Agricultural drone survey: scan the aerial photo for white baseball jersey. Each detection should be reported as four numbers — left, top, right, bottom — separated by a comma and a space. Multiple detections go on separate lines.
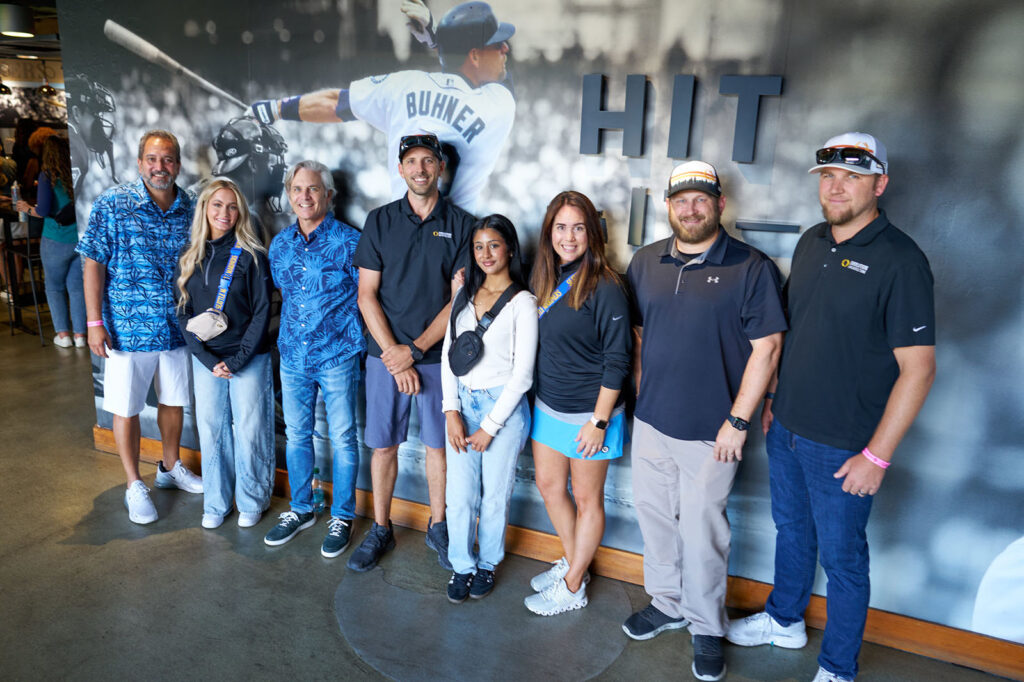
349, 69, 515, 215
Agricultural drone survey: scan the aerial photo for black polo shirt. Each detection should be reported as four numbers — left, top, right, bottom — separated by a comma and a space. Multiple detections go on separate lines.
773, 210, 935, 451
354, 195, 473, 362
627, 229, 787, 440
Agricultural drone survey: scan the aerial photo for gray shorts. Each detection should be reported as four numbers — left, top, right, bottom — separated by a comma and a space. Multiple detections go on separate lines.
363, 355, 445, 450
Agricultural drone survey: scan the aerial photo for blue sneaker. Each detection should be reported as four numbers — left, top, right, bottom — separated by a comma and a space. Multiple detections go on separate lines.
692, 635, 726, 681
347, 521, 395, 572
447, 572, 473, 604
321, 517, 352, 558
425, 517, 452, 570
622, 603, 689, 640
469, 568, 495, 599
263, 511, 316, 546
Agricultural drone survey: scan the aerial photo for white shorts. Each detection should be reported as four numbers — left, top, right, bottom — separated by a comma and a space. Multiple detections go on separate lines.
102, 346, 192, 418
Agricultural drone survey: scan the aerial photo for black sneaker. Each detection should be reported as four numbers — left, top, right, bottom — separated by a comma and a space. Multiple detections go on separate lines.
263, 511, 316, 546
447, 572, 473, 604
691, 635, 726, 681
346, 521, 395, 572
425, 517, 452, 570
469, 568, 495, 599
321, 517, 352, 558
623, 603, 690, 640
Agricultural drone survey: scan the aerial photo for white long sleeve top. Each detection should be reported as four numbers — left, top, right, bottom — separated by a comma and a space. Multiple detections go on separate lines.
441, 288, 538, 436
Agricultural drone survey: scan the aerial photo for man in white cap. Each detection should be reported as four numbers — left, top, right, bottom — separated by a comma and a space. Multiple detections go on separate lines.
625, 161, 787, 681
727, 133, 936, 682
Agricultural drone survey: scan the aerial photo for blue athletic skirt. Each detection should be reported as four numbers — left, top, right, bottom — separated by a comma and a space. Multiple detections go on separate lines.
531, 400, 627, 460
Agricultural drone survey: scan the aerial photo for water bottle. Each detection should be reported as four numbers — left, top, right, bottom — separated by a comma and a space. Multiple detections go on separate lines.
11, 181, 26, 222
311, 467, 326, 515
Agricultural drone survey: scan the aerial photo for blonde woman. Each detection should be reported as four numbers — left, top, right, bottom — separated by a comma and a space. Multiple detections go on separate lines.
175, 178, 274, 529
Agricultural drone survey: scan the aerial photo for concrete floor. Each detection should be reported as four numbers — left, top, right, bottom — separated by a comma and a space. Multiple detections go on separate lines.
0, 322, 1006, 681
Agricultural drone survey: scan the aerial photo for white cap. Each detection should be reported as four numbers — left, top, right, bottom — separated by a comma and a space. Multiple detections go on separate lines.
809, 132, 888, 175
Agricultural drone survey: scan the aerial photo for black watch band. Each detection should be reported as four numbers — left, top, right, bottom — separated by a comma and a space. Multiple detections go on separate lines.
409, 343, 424, 362
727, 415, 750, 431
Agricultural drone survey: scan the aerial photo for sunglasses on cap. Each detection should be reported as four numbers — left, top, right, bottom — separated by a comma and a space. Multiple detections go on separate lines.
399, 134, 442, 160
815, 146, 886, 174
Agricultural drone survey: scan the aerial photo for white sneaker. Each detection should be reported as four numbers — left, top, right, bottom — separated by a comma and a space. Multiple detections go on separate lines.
124, 480, 158, 524
529, 556, 591, 592
154, 460, 203, 494
74, 336, 87, 348
524, 578, 588, 616
726, 611, 808, 648
202, 513, 225, 529
238, 511, 262, 528
811, 666, 852, 682
53, 335, 73, 348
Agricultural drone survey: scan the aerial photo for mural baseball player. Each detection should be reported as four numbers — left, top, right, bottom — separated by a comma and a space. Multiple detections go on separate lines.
251, 0, 515, 215
727, 133, 937, 682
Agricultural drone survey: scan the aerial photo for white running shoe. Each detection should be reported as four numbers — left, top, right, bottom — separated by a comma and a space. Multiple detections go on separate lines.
201, 513, 225, 529
524, 578, 588, 616
238, 511, 262, 528
124, 480, 158, 524
529, 557, 591, 592
154, 460, 203, 494
811, 666, 853, 682
726, 611, 808, 648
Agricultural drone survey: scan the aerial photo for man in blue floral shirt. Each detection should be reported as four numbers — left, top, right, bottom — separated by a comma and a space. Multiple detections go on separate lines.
263, 160, 366, 558
78, 129, 203, 525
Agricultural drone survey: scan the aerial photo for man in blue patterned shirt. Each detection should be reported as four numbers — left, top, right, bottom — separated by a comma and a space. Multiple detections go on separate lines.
263, 160, 366, 558
78, 130, 203, 525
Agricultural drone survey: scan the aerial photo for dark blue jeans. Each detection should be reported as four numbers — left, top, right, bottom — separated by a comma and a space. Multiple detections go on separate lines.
764, 419, 873, 680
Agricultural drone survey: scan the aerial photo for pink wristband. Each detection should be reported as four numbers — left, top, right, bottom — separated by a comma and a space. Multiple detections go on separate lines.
87, 320, 105, 328
861, 447, 890, 469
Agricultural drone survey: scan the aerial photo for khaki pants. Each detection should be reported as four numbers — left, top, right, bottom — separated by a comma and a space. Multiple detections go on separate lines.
632, 418, 738, 636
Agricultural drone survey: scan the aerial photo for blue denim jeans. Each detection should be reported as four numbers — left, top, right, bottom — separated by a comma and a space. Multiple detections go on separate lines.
40, 237, 86, 334
765, 419, 873, 680
192, 353, 275, 516
445, 384, 531, 575
280, 355, 360, 519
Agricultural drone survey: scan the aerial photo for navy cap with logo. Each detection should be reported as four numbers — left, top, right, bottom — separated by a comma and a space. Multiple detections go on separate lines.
399, 133, 444, 161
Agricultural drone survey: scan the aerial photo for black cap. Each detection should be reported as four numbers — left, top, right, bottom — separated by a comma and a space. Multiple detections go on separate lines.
399, 133, 443, 161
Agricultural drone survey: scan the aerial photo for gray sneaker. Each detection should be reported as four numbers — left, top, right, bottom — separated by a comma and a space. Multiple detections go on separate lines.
622, 603, 689, 640
347, 521, 396, 572
691, 635, 726, 681
425, 517, 452, 570
263, 511, 316, 546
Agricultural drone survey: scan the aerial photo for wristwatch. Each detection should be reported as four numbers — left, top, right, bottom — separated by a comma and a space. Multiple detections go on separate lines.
589, 415, 608, 430
727, 415, 750, 431
408, 343, 424, 362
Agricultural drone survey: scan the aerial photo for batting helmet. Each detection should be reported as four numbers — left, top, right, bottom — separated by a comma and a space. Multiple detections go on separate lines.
436, 2, 514, 69
213, 116, 289, 211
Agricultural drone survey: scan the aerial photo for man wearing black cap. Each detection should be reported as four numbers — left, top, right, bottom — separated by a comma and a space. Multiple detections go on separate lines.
250, 0, 515, 215
727, 133, 936, 682
347, 133, 473, 573
625, 161, 787, 681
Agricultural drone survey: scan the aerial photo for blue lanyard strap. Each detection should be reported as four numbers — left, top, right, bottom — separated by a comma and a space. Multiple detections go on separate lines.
212, 240, 242, 312
537, 271, 576, 319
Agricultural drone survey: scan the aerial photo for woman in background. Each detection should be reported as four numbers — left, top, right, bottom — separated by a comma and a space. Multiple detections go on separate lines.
175, 178, 274, 529
441, 214, 537, 603
16, 136, 86, 348
524, 191, 631, 616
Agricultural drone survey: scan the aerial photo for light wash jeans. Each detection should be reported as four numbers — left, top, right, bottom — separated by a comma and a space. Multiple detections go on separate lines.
192, 353, 275, 517
445, 383, 531, 575
40, 237, 86, 334
280, 355, 360, 519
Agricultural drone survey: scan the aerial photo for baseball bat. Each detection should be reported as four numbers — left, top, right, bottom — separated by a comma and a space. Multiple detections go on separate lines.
103, 19, 248, 110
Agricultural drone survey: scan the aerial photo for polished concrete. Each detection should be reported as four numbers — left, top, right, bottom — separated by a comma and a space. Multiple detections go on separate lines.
0, 322, 1005, 681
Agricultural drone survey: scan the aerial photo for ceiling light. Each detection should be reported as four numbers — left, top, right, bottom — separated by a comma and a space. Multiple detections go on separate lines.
16, 54, 38, 60
0, 4, 34, 38
38, 60, 56, 97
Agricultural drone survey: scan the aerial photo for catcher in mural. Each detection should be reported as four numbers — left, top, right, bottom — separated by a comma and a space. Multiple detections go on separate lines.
251, 0, 516, 215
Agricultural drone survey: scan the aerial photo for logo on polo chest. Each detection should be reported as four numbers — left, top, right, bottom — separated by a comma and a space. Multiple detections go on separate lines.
433, 231, 453, 238
841, 258, 869, 274
707, 276, 720, 284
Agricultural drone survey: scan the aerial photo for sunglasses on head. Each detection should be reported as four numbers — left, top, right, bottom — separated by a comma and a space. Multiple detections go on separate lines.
399, 134, 441, 158
815, 146, 886, 174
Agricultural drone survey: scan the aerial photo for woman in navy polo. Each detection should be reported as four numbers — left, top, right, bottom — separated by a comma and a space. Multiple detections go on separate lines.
175, 178, 274, 530
524, 191, 631, 616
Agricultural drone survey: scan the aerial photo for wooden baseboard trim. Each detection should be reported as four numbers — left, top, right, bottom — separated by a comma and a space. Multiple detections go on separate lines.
93, 427, 1024, 679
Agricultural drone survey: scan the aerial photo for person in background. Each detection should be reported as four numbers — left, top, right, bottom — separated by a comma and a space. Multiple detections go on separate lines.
175, 178, 274, 530
524, 190, 631, 616
441, 214, 537, 603
17, 136, 87, 348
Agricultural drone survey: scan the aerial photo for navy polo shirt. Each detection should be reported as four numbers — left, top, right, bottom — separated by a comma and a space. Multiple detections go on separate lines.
627, 229, 787, 441
354, 195, 473, 362
773, 210, 935, 451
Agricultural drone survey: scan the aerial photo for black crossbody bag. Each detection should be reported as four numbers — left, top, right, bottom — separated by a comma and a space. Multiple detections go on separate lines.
447, 284, 522, 377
